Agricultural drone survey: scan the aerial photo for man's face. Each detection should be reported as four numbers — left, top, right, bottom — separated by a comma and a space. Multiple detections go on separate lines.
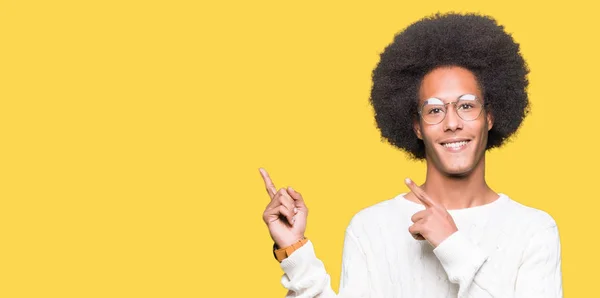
413, 66, 493, 176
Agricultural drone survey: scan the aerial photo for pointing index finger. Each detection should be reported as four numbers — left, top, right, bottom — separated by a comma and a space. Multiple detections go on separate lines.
405, 178, 436, 208
259, 168, 277, 199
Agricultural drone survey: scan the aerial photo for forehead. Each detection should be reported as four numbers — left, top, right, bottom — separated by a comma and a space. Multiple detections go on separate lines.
418, 66, 482, 103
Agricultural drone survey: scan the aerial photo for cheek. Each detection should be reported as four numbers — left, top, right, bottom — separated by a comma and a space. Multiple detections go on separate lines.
421, 130, 440, 150
421, 123, 443, 139
473, 122, 489, 147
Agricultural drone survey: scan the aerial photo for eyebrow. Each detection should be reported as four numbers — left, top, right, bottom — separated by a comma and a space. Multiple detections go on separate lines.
458, 94, 476, 100
423, 93, 478, 103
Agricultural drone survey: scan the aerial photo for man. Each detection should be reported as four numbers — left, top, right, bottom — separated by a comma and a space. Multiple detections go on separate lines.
259, 13, 562, 298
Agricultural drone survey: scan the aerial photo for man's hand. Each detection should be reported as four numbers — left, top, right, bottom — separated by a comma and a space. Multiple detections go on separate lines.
405, 178, 458, 248
260, 168, 308, 248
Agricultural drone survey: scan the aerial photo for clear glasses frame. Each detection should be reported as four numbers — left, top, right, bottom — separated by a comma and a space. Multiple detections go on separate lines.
418, 95, 487, 125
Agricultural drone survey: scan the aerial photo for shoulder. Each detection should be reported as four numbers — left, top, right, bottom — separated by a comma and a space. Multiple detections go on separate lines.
497, 197, 562, 261
345, 193, 417, 235
500, 195, 558, 232
350, 194, 410, 222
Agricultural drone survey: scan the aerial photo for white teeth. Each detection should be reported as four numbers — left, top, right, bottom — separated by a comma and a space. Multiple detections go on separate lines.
442, 141, 469, 148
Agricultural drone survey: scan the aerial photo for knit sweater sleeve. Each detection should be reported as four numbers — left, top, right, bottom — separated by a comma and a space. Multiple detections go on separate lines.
279, 227, 370, 298
513, 224, 563, 297
433, 226, 562, 298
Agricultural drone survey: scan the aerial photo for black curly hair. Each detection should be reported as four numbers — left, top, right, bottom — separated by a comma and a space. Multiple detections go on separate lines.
370, 12, 530, 160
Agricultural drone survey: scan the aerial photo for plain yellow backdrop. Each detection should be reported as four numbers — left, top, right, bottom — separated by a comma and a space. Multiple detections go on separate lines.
1, 0, 598, 297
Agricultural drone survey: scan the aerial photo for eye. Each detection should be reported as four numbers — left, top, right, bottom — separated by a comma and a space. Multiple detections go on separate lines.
459, 103, 475, 110
428, 107, 443, 114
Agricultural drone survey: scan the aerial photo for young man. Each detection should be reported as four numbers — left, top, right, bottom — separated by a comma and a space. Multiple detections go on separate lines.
259, 13, 562, 298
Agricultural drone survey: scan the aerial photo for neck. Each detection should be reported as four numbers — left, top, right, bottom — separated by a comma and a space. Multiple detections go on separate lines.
421, 155, 497, 210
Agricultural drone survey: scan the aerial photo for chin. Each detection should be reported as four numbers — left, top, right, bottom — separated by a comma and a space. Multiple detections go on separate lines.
438, 159, 476, 177
434, 146, 482, 177
443, 166, 473, 177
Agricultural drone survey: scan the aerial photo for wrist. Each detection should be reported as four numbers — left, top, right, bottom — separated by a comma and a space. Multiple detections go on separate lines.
273, 237, 308, 262
275, 235, 305, 249
431, 228, 459, 248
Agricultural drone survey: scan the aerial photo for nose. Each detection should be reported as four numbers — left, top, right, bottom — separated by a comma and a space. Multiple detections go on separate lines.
443, 103, 463, 132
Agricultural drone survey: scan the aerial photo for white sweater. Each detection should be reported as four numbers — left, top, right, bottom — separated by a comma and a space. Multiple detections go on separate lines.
279, 193, 562, 298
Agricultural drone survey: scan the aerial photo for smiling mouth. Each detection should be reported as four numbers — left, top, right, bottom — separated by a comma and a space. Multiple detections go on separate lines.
440, 140, 471, 150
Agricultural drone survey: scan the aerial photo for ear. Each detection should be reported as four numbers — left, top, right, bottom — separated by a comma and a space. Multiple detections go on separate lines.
486, 111, 494, 131
413, 119, 423, 140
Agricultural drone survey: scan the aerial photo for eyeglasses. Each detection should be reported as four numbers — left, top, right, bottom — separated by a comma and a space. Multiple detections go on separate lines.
418, 94, 485, 125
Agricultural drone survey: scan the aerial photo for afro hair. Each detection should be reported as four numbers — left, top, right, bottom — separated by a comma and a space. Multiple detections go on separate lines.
369, 12, 530, 160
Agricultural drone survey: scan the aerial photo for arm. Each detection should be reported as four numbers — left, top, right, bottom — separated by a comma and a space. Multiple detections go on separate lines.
280, 227, 370, 298
513, 225, 562, 297
433, 225, 562, 298
433, 231, 507, 298
258, 169, 371, 297
403, 180, 562, 297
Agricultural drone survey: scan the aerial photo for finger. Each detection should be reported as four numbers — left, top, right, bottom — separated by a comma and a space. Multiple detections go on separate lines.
277, 188, 298, 214
265, 188, 296, 212
287, 186, 306, 206
263, 203, 295, 225
408, 224, 425, 240
413, 233, 426, 241
410, 209, 429, 223
404, 178, 436, 208
270, 205, 295, 225
259, 168, 277, 199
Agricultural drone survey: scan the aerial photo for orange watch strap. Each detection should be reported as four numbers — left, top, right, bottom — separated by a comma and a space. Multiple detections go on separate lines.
273, 237, 308, 262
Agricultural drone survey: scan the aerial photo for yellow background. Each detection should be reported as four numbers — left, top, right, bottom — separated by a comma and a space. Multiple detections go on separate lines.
1, 0, 598, 297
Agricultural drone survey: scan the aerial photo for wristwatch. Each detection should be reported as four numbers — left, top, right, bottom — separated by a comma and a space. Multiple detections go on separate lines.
273, 237, 308, 262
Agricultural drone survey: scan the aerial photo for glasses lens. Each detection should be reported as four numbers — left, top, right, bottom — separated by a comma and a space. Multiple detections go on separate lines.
421, 103, 446, 124
456, 99, 483, 121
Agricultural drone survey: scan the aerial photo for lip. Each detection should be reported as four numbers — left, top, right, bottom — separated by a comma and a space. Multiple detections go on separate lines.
439, 138, 471, 144
438, 138, 472, 152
